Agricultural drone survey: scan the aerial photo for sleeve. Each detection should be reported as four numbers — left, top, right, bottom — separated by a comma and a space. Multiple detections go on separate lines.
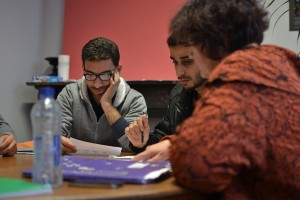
56, 86, 74, 138
122, 92, 147, 124
0, 114, 15, 138
111, 117, 130, 139
169, 83, 267, 193
116, 90, 147, 151
150, 83, 194, 142
129, 84, 190, 153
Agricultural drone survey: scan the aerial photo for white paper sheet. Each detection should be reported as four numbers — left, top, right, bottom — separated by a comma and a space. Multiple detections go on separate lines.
70, 138, 121, 156
109, 155, 135, 160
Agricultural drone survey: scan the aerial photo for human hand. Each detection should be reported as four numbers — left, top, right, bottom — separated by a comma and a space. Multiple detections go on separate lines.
125, 114, 149, 148
0, 133, 17, 156
61, 136, 77, 154
100, 69, 120, 108
132, 140, 171, 162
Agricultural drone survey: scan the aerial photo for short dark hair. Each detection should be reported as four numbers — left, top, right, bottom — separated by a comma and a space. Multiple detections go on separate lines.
167, 0, 269, 60
81, 37, 120, 67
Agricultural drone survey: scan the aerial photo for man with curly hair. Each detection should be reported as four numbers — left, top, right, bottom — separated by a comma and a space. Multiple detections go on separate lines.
133, 0, 300, 199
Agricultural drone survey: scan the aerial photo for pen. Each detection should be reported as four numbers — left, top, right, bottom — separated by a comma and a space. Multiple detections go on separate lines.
141, 112, 146, 145
141, 129, 144, 145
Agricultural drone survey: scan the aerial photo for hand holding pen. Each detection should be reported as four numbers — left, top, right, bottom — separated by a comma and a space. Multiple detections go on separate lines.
125, 112, 150, 148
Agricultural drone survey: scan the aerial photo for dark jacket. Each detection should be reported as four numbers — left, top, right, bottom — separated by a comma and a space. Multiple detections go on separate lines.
130, 83, 195, 153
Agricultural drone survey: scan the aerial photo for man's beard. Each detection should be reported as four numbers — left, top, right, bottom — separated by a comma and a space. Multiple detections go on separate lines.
182, 77, 207, 92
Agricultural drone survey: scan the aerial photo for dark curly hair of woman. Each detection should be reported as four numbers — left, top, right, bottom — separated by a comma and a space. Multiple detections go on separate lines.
167, 0, 269, 60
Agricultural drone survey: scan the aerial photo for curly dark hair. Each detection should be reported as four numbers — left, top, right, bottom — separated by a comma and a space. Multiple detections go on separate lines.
81, 37, 120, 67
167, 0, 269, 60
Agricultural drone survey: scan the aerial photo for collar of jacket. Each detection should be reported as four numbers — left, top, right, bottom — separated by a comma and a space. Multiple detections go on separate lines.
208, 45, 300, 95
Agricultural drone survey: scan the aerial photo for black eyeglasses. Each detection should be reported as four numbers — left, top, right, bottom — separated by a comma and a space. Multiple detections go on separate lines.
84, 69, 114, 81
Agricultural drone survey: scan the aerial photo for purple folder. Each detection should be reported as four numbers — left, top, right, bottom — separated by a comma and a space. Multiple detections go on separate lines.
22, 155, 171, 184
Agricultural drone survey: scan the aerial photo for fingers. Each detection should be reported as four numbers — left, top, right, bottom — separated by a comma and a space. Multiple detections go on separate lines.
146, 140, 171, 161
110, 69, 120, 85
61, 136, 77, 154
136, 117, 145, 132
132, 143, 158, 161
140, 115, 150, 133
132, 150, 154, 161
125, 126, 142, 148
0, 136, 8, 152
125, 115, 151, 148
113, 69, 120, 83
126, 121, 142, 139
0, 134, 17, 156
126, 124, 146, 148
147, 151, 169, 162
133, 140, 171, 162
133, 119, 143, 138
101, 70, 119, 105
3, 141, 17, 157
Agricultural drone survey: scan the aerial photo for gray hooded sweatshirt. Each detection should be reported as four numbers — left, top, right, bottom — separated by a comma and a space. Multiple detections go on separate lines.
56, 77, 147, 152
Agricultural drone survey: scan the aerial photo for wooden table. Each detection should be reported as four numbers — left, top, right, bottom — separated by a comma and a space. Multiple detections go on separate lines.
0, 154, 204, 200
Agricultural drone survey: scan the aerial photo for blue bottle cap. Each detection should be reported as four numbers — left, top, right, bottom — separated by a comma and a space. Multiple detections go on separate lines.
39, 87, 55, 99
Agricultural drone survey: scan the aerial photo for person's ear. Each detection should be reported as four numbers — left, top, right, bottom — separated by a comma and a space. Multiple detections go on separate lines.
116, 65, 122, 73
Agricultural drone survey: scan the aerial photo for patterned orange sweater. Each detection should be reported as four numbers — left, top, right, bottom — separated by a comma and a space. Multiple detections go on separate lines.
170, 45, 300, 200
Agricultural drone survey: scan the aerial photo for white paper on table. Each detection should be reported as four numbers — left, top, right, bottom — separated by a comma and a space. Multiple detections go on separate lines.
70, 137, 121, 156
109, 155, 135, 160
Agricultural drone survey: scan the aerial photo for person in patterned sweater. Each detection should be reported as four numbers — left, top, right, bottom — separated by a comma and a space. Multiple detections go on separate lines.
134, 0, 300, 199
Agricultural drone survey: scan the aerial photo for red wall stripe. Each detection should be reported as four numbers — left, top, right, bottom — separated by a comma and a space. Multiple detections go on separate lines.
63, 0, 185, 80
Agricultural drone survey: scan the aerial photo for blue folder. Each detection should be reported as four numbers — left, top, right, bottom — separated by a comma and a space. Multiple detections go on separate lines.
22, 155, 171, 184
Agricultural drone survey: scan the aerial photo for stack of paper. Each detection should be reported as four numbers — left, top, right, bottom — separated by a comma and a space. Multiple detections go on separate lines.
70, 138, 122, 156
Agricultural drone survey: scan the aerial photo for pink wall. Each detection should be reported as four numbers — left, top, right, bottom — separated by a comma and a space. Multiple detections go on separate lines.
63, 0, 185, 80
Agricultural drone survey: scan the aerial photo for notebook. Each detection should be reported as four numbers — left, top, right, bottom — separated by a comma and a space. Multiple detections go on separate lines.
22, 155, 171, 184
17, 148, 34, 155
0, 178, 51, 199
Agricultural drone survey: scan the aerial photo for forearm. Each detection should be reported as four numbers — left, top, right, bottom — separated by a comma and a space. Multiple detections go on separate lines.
102, 102, 121, 125
111, 117, 130, 139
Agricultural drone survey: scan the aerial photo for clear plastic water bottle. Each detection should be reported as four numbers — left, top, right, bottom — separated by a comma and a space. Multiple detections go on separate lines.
31, 87, 62, 188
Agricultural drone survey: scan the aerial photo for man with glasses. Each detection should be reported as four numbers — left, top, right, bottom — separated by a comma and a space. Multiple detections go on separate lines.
56, 37, 147, 153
